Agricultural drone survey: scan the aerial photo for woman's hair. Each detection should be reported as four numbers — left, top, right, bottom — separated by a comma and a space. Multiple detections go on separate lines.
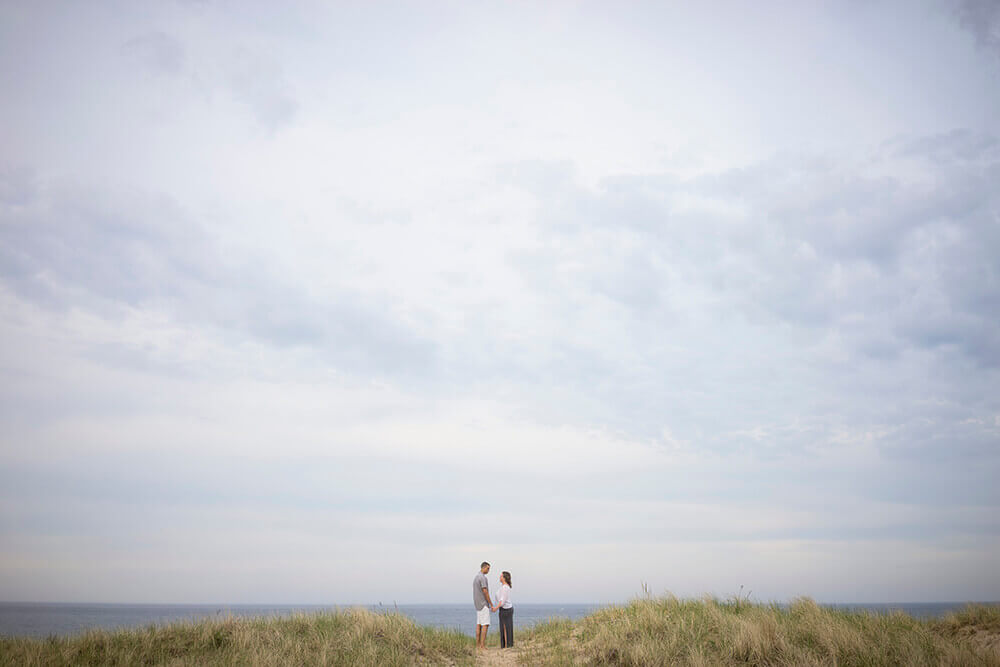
501, 571, 512, 587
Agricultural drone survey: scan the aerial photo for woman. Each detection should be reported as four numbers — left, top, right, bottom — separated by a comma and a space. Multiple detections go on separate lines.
492, 570, 514, 648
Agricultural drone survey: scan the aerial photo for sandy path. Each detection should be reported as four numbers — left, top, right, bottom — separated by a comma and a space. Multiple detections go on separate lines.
475, 645, 520, 666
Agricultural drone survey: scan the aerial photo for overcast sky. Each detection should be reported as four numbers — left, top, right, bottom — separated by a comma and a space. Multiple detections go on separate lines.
1, 0, 999, 605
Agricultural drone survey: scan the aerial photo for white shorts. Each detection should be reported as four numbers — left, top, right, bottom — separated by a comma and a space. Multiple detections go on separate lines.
476, 606, 491, 626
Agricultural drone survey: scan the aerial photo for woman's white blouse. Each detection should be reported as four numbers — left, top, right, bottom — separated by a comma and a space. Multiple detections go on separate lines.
496, 584, 513, 609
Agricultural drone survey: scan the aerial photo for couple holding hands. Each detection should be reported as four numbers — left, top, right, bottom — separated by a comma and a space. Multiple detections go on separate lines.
472, 561, 514, 650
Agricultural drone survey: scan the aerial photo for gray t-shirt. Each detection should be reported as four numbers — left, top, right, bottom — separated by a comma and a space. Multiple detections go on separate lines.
473, 572, 489, 610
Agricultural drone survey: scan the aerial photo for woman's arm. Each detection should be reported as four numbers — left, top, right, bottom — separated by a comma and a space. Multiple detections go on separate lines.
492, 585, 508, 612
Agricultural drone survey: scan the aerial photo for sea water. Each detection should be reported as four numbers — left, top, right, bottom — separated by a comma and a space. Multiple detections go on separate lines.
0, 603, 600, 638
0, 601, 992, 638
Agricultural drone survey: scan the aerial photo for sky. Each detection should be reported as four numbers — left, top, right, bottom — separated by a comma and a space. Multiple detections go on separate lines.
1, 0, 999, 605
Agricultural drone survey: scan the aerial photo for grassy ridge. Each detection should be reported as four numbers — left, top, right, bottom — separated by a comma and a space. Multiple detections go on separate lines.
1, 597, 998, 666
0, 608, 475, 666
522, 596, 1000, 666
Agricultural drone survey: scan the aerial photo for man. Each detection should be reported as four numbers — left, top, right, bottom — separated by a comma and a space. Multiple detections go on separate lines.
473, 561, 491, 649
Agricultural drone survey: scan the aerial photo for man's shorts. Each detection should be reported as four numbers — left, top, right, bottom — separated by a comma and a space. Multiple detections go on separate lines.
476, 605, 490, 626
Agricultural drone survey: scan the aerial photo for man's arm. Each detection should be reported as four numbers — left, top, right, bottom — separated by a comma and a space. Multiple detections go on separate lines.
483, 587, 493, 611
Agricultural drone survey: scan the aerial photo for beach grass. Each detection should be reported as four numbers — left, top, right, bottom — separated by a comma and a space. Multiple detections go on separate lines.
0, 608, 475, 666
519, 595, 1000, 666
2, 596, 998, 666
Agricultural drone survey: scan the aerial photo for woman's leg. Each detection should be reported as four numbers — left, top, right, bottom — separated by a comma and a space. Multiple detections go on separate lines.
499, 607, 513, 648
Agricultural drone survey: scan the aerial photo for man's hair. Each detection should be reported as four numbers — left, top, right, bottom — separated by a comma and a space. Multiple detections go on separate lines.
481, 561, 490, 569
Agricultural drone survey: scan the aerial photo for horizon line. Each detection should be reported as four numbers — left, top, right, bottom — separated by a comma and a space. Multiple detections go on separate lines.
3, 599, 997, 607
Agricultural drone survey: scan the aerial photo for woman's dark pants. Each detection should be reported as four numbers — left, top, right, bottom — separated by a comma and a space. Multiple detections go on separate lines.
499, 607, 514, 648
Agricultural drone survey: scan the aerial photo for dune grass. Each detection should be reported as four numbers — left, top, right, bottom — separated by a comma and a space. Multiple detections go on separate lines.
519, 595, 1000, 666
0, 608, 475, 666
2, 596, 998, 666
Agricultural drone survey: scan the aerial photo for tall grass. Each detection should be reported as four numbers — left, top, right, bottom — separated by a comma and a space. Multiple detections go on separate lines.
0, 608, 474, 666
520, 595, 1000, 666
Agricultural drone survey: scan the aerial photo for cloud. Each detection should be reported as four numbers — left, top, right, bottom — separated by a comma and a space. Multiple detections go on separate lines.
121, 31, 185, 76
952, 0, 1000, 58
224, 47, 298, 131
0, 174, 433, 378
119, 30, 297, 131
6, 126, 998, 461
452, 140, 1000, 506
0, 164, 37, 206
514, 133, 1000, 373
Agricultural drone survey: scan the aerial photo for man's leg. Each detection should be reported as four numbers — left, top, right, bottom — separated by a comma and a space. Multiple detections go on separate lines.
476, 624, 483, 648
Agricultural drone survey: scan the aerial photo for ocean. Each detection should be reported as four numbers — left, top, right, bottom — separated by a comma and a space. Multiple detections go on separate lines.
0, 601, 992, 639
